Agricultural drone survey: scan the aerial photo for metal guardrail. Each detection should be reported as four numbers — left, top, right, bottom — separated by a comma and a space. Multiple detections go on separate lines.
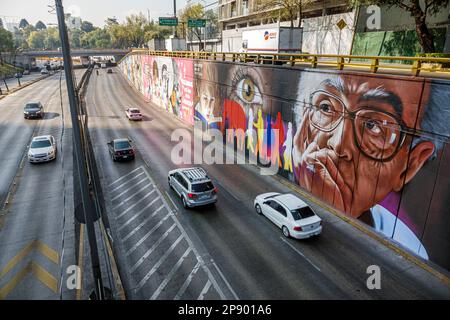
125, 49, 450, 77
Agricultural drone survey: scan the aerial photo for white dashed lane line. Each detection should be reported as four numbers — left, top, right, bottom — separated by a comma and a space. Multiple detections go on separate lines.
107, 166, 229, 300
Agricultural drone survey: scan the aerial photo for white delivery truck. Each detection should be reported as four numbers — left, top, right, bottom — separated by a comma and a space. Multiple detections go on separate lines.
241, 27, 302, 60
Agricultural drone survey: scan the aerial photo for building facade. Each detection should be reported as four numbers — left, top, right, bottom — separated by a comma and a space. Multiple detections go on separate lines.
218, 0, 356, 53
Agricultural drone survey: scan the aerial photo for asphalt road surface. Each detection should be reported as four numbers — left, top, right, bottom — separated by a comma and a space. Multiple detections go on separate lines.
84, 68, 450, 300
0, 70, 85, 299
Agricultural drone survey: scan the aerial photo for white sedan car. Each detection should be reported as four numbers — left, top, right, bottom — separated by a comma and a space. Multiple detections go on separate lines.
125, 107, 143, 121
28, 135, 57, 163
254, 193, 322, 239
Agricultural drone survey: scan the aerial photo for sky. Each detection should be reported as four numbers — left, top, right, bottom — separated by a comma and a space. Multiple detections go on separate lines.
0, 0, 200, 27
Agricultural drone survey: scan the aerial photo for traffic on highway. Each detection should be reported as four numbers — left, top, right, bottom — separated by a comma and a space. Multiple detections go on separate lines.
0, 0, 449, 313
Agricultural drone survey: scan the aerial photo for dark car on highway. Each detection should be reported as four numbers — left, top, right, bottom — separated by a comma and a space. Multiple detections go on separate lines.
107, 138, 135, 161
107, 69, 113, 74
24, 102, 44, 119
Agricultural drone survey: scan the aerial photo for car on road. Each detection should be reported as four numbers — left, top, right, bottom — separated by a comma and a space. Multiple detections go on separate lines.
28, 135, 57, 163
23, 69, 30, 75
254, 193, 322, 239
107, 68, 113, 74
24, 102, 44, 119
168, 167, 218, 208
107, 138, 135, 161
40, 68, 49, 75
125, 107, 143, 120
101, 63, 107, 68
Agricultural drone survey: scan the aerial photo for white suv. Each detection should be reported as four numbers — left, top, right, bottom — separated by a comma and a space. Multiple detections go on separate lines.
28, 135, 57, 163
168, 167, 218, 208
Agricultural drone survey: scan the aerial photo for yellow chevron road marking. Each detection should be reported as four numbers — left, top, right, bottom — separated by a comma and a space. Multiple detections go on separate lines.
0, 262, 58, 299
0, 240, 60, 299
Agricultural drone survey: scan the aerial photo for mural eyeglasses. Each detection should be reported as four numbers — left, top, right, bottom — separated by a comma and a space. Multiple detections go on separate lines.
308, 90, 409, 162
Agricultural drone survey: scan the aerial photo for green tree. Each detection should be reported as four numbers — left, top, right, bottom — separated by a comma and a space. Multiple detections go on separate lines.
349, 0, 449, 53
69, 29, 83, 48
81, 21, 94, 33
35, 20, 47, 30
81, 28, 111, 48
43, 28, 61, 50
0, 28, 14, 52
28, 30, 46, 49
179, 3, 206, 49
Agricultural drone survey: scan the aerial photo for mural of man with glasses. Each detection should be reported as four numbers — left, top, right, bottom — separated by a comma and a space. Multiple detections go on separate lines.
292, 72, 450, 259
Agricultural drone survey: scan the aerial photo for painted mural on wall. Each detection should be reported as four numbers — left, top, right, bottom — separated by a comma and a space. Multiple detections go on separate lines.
120, 54, 450, 270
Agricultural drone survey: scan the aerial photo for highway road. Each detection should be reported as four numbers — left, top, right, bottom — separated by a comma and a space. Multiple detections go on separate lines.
0, 70, 85, 299
84, 68, 450, 300
0, 71, 45, 95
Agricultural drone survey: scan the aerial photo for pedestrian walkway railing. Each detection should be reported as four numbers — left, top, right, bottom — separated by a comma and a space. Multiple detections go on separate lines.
126, 49, 450, 77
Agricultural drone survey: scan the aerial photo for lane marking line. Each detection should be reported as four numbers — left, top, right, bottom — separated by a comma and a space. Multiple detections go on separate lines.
108, 171, 146, 193
0, 240, 59, 279
111, 178, 149, 201
0, 261, 58, 299
174, 262, 201, 300
212, 262, 240, 300
140, 166, 228, 299
136, 234, 184, 291
272, 174, 450, 286
280, 237, 321, 272
122, 204, 165, 241
108, 166, 143, 186
129, 222, 177, 271
149, 247, 192, 300
197, 280, 212, 300
164, 191, 179, 212
76, 224, 84, 300
126, 213, 176, 259
115, 189, 156, 219
112, 183, 153, 209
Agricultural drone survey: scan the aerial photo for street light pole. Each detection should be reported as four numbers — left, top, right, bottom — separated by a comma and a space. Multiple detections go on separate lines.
54, 0, 105, 300
173, 0, 177, 37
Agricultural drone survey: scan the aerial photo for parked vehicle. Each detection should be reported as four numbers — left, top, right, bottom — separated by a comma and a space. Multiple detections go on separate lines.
40, 68, 49, 75
24, 102, 44, 119
28, 135, 57, 163
107, 138, 135, 161
23, 69, 30, 75
254, 193, 322, 239
125, 107, 143, 120
168, 167, 218, 208
241, 27, 303, 54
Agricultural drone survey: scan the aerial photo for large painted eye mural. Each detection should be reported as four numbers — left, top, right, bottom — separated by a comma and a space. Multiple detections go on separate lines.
119, 53, 450, 271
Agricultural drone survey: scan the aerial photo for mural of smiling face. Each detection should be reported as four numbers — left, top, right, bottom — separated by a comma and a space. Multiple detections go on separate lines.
292, 73, 435, 218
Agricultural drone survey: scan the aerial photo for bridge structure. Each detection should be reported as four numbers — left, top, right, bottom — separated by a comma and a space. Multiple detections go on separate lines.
22, 49, 131, 58
3, 49, 131, 70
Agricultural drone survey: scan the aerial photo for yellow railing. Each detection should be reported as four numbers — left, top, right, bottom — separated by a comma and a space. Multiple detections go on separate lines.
124, 49, 450, 77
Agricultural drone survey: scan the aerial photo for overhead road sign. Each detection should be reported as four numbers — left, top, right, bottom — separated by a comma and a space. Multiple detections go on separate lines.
159, 17, 178, 26
188, 19, 206, 28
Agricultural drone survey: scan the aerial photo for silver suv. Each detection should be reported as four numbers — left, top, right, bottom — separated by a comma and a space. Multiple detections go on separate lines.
168, 167, 218, 208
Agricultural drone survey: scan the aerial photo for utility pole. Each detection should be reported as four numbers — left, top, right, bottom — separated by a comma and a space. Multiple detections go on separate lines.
54, 0, 105, 300
173, 0, 177, 37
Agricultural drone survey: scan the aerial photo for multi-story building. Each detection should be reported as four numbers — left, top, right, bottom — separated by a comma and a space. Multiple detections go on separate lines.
218, 0, 355, 53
